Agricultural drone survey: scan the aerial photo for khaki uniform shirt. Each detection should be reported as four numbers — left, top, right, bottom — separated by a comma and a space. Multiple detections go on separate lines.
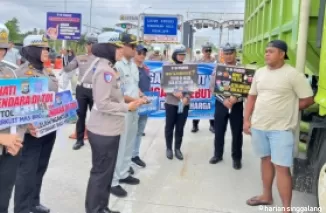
0, 66, 28, 156
115, 57, 140, 99
193, 56, 216, 63
63, 54, 98, 84
87, 58, 129, 136
249, 64, 313, 131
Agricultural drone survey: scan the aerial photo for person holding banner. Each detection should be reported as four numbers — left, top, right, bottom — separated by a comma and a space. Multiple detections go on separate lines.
0, 23, 26, 213
14, 34, 58, 213
192, 42, 216, 134
85, 32, 140, 213
62, 33, 99, 150
164, 45, 191, 160
209, 44, 243, 170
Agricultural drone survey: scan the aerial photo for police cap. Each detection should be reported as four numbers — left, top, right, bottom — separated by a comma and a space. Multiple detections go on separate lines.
97, 31, 124, 47
23, 34, 49, 48
202, 42, 213, 49
173, 44, 187, 55
222, 43, 236, 54
85, 32, 98, 44
119, 33, 139, 45
0, 23, 10, 49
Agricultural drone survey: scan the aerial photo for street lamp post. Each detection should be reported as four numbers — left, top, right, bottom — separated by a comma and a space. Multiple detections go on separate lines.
89, 0, 93, 32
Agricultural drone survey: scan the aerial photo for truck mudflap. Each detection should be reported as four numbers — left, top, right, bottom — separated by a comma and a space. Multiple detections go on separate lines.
293, 116, 326, 194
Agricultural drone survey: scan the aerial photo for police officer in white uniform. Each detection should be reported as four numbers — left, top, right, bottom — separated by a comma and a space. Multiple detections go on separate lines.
14, 35, 59, 213
110, 33, 148, 198
192, 42, 216, 133
85, 32, 140, 213
209, 44, 243, 170
0, 23, 26, 213
62, 33, 98, 150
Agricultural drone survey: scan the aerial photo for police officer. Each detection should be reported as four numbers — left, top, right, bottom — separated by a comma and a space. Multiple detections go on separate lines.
14, 34, 59, 213
209, 43, 243, 170
192, 42, 216, 134
165, 45, 191, 160
110, 33, 148, 198
85, 32, 140, 213
62, 33, 98, 150
0, 23, 26, 213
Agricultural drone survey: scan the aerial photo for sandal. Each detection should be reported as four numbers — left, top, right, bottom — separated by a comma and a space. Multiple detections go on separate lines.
246, 196, 273, 206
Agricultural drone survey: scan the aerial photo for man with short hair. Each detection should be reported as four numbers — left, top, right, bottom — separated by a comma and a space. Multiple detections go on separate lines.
244, 40, 314, 211
131, 44, 150, 168
192, 42, 216, 133
110, 33, 148, 198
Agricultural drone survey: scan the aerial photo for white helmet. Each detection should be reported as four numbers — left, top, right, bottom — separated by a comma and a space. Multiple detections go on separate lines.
153, 46, 161, 52
97, 32, 123, 47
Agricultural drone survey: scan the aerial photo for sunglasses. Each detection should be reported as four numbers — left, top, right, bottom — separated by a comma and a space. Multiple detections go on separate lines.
205, 49, 212, 53
137, 51, 147, 56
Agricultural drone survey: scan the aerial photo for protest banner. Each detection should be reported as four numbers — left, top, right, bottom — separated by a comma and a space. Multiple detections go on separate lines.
0, 77, 55, 129
34, 90, 78, 137
138, 92, 160, 116
144, 61, 216, 119
161, 64, 198, 93
214, 64, 255, 97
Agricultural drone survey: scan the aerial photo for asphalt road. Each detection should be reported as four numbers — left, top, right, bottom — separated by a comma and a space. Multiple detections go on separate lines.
8, 120, 318, 213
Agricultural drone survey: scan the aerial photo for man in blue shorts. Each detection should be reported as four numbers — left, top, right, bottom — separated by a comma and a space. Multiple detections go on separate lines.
243, 40, 314, 212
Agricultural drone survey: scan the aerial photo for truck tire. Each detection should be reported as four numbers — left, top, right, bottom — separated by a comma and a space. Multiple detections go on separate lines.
316, 131, 326, 212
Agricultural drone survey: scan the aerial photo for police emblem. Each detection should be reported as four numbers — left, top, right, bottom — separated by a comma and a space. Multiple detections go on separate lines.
104, 72, 113, 83
0, 30, 8, 42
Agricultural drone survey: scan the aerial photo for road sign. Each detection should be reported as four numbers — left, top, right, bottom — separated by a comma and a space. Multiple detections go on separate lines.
46, 12, 82, 40
142, 15, 179, 43
120, 14, 138, 22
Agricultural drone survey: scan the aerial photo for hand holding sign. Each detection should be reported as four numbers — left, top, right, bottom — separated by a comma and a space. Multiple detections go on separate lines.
27, 124, 37, 137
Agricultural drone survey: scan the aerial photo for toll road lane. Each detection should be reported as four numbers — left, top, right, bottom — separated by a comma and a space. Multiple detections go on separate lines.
8, 120, 318, 213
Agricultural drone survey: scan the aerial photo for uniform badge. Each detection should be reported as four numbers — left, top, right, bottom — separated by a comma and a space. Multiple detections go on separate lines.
104, 72, 113, 83
25, 70, 34, 76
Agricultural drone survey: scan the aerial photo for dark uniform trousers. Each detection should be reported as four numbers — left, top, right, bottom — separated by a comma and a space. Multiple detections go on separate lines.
165, 103, 190, 150
14, 132, 56, 213
85, 131, 120, 213
76, 85, 93, 141
0, 151, 21, 213
214, 100, 243, 160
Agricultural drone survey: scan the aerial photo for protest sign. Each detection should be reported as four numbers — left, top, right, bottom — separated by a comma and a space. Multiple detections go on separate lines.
0, 77, 55, 129
144, 61, 216, 119
214, 64, 255, 97
138, 92, 160, 116
161, 64, 198, 93
34, 90, 78, 137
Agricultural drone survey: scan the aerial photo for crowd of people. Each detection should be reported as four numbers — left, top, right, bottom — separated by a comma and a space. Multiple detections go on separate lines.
0, 20, 316, 213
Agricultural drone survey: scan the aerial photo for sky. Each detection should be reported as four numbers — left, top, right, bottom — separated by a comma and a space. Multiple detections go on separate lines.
0, 0, 245, 48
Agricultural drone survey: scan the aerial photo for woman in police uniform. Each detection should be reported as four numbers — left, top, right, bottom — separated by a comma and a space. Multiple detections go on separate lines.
85, 32, 139, 213
164, 45, 192, 160
0, 23, 26, 213
14, 34, 58, 213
